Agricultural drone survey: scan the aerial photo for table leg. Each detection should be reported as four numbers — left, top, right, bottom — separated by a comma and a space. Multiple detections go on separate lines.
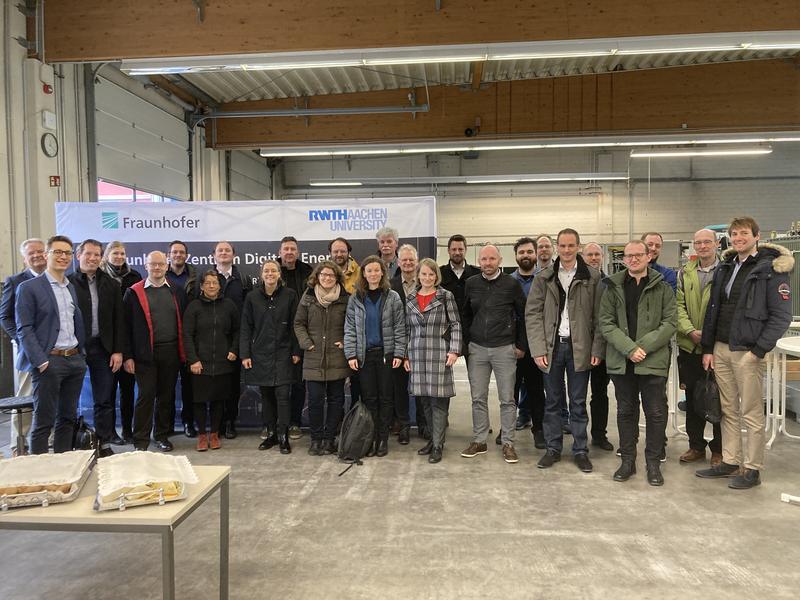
162, 526, 175, 600
15, 410, 27, 456
220, 477, 229, 600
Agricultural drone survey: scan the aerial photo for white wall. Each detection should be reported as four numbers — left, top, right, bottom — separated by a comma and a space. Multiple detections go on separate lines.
229, 150, 271, 200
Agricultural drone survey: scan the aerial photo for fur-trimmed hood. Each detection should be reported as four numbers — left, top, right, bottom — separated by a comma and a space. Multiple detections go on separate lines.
720, 242, 794, 274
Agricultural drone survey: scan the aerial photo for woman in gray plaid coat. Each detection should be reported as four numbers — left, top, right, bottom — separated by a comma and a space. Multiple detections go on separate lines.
404, 258, 462, 463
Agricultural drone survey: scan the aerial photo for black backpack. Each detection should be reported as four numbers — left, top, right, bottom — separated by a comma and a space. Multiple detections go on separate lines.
337, 401, 375, 475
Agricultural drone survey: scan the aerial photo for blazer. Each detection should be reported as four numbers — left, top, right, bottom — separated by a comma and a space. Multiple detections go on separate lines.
15, 273, 86, 372
1, 269, 36, 343
68, 268, 127, 356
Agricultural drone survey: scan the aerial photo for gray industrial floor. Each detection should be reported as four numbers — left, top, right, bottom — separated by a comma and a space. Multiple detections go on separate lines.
2, 362, 800, 600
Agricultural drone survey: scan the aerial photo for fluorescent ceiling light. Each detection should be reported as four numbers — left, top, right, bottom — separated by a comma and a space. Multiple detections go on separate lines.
308, 181, 362, 186
488, 50, 613, 61
307, 172, 628, 186
465, 174, 628, 184
363, 55, 486, 66
630, 147, 772, 158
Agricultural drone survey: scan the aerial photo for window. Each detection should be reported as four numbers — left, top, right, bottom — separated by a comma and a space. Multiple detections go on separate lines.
97, 179, 179, 203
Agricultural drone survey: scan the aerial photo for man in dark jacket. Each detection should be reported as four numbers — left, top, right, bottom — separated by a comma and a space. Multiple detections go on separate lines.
278, 235, 313, 440
197, 240, 252, 439
696, 216, 793, 489
1, 237, 46, 455
69, 239, 127, 456
167, 240, 198, 438
439, 234, 480, 317
527, 229, 605, 473
123, 251, 187, 452
460, 244, 526, 464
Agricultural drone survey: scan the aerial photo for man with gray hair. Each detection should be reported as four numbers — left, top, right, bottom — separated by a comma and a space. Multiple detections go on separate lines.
460, 244, 527, 464
1, 238, 47, 455
376, 226, 401, 278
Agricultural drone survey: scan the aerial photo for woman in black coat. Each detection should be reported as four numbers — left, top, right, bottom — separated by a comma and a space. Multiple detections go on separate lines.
294, 261, 352, 456
183, 270, 240, 452
241, 260, 300, 454
101, 240, 143, 444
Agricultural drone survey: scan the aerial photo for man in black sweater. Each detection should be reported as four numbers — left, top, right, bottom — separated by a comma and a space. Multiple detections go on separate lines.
123, 251, 187, 452
460, 244, 526, 464
69, 239, 127, 456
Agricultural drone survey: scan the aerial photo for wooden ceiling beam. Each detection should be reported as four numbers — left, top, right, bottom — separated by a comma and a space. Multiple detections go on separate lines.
43, 1, 800, 62
209, 60, 800, 149
471, 61, 484, 91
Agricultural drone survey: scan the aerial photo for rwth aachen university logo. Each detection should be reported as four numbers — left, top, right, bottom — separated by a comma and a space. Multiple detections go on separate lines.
308, 207, 388, 231
100, 212, 200, 230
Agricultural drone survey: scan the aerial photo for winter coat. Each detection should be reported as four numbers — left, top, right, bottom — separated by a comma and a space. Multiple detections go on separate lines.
182, 294, 240, 377
461, 272, 526, 349
240, 283, 299, 387
599, 268, 676, 377
676, 258, 716, 354
701, 243, 794, 358
293, 287, 352, 382
405, 287, 462, 398
344, 288, 406, 366
525, 255, 605, 373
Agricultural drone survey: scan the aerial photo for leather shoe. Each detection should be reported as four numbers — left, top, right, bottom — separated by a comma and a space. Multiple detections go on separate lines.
279, 430, 292, 454
110, 432, 127, 446
613, 460, 636, 482
365, 442, 377, 457
417, 440, 433, 455
574, 453, 593, 473
156, 439, 174, 452
728, 468, 761, 489
376, 439, 388, 457
308, 440, 322, 456
428, 446, 443, 463
696, 462, 739, 478
710, 452, 723, 467
224, 422, 237, 440
679, 448, 706, 463
647, 463, 664, 486
591, 438, 614, 452
258, 432, 278, 450
532, 429, 546, 449
398, 428, 410, 445
537, 450, 561, 469
184, 423, 197, 438
321, 439, 337, 455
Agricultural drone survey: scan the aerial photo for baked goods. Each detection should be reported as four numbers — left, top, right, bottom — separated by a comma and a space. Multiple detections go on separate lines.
0, 450, 95, 508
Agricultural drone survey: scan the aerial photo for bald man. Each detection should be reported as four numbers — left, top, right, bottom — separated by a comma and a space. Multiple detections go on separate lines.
123, 251, 188, 451
460, 244, 527, 464
676, 229, 723, 466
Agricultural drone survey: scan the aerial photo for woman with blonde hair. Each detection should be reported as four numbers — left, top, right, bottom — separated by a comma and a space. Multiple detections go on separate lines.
344, 256, 406, 457
404, 258, 461, 463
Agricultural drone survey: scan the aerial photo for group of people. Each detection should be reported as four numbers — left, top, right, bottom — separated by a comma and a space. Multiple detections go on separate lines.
1, 217, 793, 488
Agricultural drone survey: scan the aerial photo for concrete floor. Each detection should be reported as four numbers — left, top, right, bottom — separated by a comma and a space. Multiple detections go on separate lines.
2, 362, 800, 600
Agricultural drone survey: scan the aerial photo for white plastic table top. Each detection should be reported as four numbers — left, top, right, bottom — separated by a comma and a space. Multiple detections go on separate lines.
0, 464, 230, 527
775, 336, 800, 356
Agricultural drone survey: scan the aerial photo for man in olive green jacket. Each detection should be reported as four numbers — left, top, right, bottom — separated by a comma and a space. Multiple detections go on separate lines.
599, 240, 676, 486
675, 229, 722, 466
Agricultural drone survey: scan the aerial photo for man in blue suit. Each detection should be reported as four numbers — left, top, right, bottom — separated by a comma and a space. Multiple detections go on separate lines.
15, 235, 87, 454
1, 238, 47, 455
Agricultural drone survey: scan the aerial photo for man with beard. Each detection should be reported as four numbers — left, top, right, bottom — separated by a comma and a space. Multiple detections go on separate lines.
440, 234, 480, 317
641, 232, 678, 292
376, 227, 401, 279
329, 237, 360, 294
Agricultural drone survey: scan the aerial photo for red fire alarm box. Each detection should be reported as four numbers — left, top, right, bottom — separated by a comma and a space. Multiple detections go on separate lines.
49, 175, 61, 187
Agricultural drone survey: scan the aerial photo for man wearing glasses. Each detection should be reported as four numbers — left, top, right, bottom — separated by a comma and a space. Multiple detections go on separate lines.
123, 251, 188, 451
599, 240, 676, 486
15, 235, 87, 454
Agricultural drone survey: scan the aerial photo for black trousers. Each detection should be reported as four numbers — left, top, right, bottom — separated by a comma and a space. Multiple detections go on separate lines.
222, 361, 242, 424
677, 350, 722, 453
391, 364, 410, 430
133, 343, 180, 446
516, 352, 545, 431
192, 373, 227, 434
307, 379, 346, 441
611, 370, 668, 464
261, 384, 291, 431
114, 369, 136, 436
589, 360, 610, 441
360, 349, 394, 442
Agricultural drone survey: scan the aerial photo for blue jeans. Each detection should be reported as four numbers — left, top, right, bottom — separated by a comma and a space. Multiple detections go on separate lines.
85, 338, 116, 443
542, 339, 589, 455
30, 353, 87, 454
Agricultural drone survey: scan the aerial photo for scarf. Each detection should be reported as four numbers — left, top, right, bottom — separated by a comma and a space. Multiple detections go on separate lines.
314, 283, 340, 308
101, 261, 131, 284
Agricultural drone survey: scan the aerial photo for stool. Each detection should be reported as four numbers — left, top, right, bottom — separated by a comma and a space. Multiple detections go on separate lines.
0, 395, 34, 457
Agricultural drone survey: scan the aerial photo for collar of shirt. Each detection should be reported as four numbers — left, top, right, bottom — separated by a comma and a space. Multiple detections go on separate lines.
45, 270, 69, 288
217, 266, 233, 279
144, 278, 170, 288
558, 262, 577, 276
735, 249, 758, 265
482, 269, 502, 281
28, 268, 43, 278
697, 258, 719, 273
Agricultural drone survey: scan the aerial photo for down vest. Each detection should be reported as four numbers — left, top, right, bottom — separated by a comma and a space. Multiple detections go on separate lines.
344, 288, 406, 366
294, 287, 352, 381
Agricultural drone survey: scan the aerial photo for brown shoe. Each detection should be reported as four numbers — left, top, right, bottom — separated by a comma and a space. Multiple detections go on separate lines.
460, 442, 488, 458
209, 432, 221, 450
196, 433, 209, 452
679, 448, 705, 463
502, 444, 519, 464
710, 452, 723, 467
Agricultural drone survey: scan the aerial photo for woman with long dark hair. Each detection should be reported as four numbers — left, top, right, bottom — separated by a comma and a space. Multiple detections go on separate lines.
101, 240, 142, 444
183, 270, 240, 451
344, 256, 406, 457
294, 261, 351, 456
241, 260, 300, 454
404, 258, 462, 463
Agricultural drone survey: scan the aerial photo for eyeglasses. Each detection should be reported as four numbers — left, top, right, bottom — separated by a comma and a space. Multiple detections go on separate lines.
146, 262, 167, 267
319, 272, 336, 279
694, 240, 715, 246
49, 249, 73, 257
623, 253, 647, 260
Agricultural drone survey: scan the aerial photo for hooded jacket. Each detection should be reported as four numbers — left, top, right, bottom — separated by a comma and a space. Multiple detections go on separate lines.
701, 243, 793, 358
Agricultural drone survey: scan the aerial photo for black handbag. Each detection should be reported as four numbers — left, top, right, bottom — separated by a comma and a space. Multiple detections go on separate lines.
694, 370, 722, 424
72, 416, 99, 451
